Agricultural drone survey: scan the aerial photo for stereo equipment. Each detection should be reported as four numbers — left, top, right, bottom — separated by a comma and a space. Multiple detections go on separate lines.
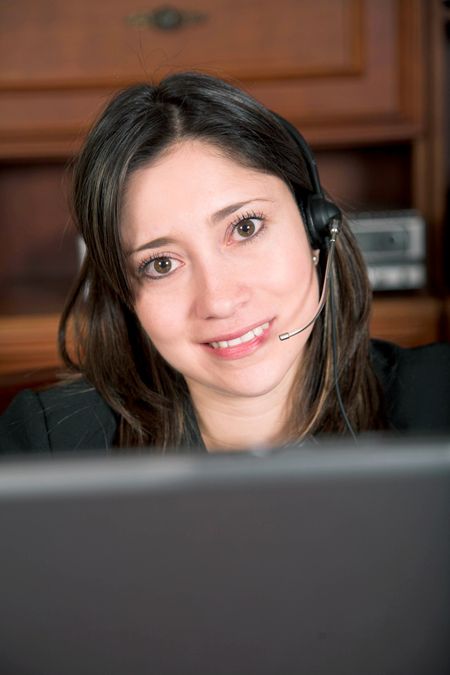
348, 210, 427, 291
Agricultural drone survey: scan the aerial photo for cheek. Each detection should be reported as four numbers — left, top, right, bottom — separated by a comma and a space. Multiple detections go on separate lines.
263, 230, 316, 293
134, 290, 185, 350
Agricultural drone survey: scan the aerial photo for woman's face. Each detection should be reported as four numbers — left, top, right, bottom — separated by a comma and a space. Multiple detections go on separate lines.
121, 140, 320, 402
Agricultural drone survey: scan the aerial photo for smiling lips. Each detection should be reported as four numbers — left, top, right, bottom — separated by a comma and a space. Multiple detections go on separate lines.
209, 322, 270, 349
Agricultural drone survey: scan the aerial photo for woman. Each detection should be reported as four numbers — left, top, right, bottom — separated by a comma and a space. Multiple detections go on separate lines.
1, 72, 449, 452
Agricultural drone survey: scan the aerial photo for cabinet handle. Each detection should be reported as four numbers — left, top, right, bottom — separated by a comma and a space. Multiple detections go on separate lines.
127, 5, 208, 31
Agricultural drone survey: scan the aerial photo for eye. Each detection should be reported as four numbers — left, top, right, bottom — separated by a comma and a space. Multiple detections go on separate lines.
231, 216, 263, 242
139, 255, 182, 279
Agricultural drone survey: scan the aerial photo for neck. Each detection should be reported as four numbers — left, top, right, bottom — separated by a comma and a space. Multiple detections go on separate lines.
188, 384, 295, 453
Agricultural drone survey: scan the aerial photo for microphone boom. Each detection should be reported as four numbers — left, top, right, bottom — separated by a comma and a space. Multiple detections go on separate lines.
279, 223, 339, 341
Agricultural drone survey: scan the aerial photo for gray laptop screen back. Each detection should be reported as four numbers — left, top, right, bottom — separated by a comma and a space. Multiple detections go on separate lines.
0, 441, 449, 675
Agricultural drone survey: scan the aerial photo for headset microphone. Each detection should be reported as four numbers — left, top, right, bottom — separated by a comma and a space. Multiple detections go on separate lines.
279, 220, 339, 341
273, 113, 355, 439
271, 112, 342, 341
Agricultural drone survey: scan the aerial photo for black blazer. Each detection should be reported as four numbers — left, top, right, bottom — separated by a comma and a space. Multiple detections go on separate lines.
1, 340, 449, 454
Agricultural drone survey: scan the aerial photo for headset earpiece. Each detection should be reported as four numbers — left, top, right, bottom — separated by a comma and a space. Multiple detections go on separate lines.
305, 193, 341, 250
272, 112, 341, 250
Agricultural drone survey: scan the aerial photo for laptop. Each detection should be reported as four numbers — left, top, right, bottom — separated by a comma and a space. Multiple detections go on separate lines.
0, 438, 449, 675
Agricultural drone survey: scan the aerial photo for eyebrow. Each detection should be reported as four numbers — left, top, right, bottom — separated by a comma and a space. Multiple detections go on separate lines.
210, 198, 272, 224
128, 236, 175, 256
127, 198, 273, 256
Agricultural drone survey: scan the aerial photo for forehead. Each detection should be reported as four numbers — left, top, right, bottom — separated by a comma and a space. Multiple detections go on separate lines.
123, 139, 287, 208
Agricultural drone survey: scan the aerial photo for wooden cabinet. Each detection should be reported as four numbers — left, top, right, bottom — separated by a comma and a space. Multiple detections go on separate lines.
0, 0, 426, 157
370, 296, 444, 347
0, 0, 448, 407
0, 315, 61, 411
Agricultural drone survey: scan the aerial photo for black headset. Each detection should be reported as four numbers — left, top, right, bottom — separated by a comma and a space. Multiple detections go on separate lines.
272, 113, 341, 250
273, 113, 357, 440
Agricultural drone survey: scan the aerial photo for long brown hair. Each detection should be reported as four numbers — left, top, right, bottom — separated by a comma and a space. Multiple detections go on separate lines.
60, 71, 386, 449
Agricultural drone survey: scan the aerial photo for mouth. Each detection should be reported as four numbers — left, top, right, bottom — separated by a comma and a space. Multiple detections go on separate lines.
208, 321, 270, 349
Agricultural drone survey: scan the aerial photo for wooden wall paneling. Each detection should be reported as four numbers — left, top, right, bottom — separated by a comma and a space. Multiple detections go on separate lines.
0, 0, 362, 86
419, 0, 447, 293
0, 314, 61, 376
0, 162, 78, 315
315, 144, 412, 212
0, 314, 62, 412
245, 0, 426, 143
0, 89, 115, 160
407, 1, 446, 296
370, 296, 443, 347
0, 1, 427, 157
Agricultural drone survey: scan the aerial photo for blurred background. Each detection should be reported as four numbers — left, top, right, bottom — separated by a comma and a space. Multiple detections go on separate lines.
0, 0, 449, 409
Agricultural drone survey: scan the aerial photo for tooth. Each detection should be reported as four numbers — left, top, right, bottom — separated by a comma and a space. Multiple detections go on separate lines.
210, 323, 269, 349
241, 330, 255, 343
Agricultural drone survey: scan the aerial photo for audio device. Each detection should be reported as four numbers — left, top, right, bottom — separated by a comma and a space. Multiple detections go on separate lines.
274, 114, 342, 252
273, 115, 341, 342
278, 223, 338, 341
348, 210, 427, 291
273, 114, 355, 436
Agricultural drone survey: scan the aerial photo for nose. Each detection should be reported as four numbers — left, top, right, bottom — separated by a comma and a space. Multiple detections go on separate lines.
193, 257, 251, 320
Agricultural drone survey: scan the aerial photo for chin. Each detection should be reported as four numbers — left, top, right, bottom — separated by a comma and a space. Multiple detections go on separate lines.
209, 370, 295, 399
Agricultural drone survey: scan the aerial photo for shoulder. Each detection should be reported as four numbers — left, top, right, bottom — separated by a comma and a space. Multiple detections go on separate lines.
0, 378, 117, 454
371, 339, 450, 432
